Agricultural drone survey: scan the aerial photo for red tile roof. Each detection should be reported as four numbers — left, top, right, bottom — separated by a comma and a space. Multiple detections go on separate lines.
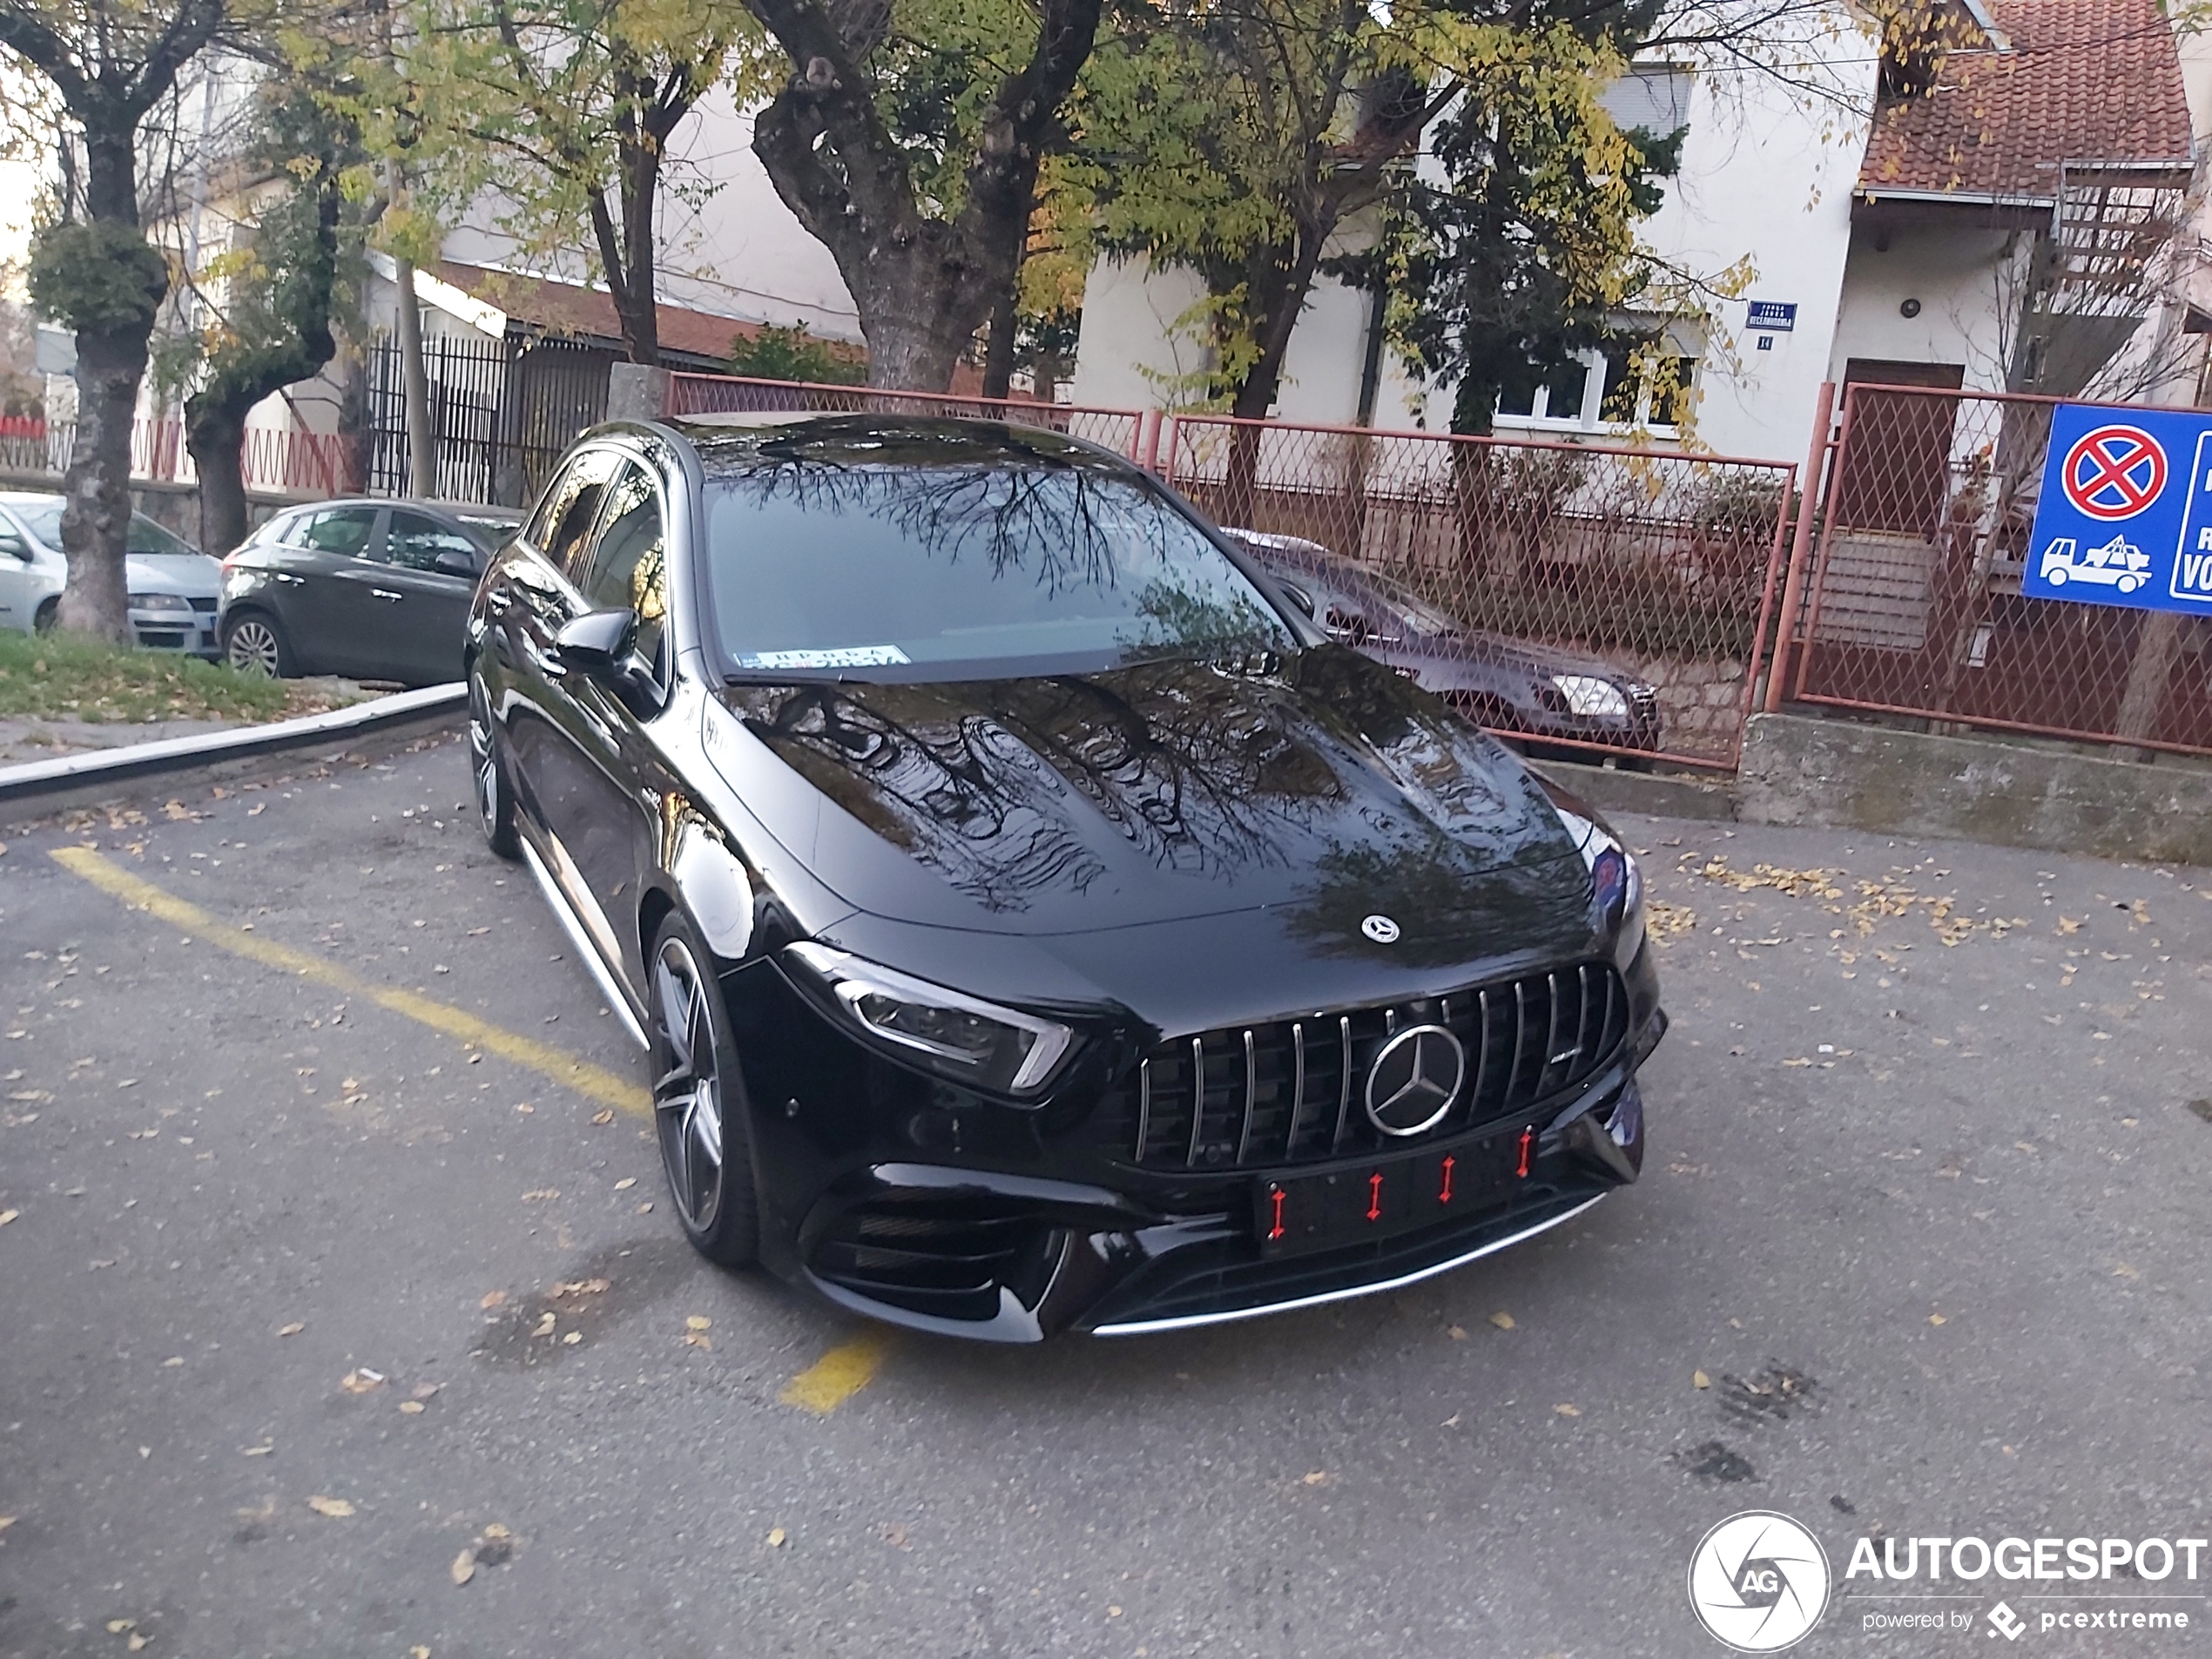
434, 260, 858, 368
1858, 0, 2194, 203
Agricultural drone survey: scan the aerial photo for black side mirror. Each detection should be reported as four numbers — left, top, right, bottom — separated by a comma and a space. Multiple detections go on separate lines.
554, 607, 637, 669
434, 548, 478, 579
1278, 581, 1316, 619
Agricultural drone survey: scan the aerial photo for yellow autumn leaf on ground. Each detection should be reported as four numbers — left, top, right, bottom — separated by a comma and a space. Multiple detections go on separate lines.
1446, 1325, 1467, 1339
1929, 1312, 1948, 1326
450, 1548, 476, 1587
613, 1177, 637, 1190
107, 1619, 135, 1634
531, 1312, 556, 1338
277, 1322, 304, 1337
479, 1290, 507, 1311
767, 1527, 787, 1548
1301, 1471, 1328, 1485
399, 1400, 426, 1414
128, 1635, 151, 1652
685, 1315, 711, 1332
307, 1495, 355, 1518
1488, 1311, 1515, 1330
339, 1369, 385, 1394
1554, 1403, 1581, 1417
1694, 1370, 1711, 1389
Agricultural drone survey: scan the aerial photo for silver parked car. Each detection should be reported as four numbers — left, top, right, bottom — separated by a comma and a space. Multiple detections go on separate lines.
0, 492, 224, 656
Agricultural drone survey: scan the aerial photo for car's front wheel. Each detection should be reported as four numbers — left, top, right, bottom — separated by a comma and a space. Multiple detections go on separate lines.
32, 597, 56, 636
649, 912, 760, 1268
222, 610, 291, 678
468, 675, 521, 860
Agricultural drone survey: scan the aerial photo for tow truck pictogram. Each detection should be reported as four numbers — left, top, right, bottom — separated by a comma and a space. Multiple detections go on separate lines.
2039, 533, 2151, 594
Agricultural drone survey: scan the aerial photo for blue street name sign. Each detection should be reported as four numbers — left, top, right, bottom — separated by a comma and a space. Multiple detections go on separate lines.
1746, 301, 1797, 333
2024, 402, 2212, 615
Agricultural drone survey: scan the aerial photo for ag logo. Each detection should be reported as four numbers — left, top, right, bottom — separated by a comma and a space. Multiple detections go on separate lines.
1687, 1511, 1831, 1652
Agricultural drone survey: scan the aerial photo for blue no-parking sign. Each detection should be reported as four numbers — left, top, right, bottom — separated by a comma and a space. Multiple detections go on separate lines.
2024, 402, 2212, 613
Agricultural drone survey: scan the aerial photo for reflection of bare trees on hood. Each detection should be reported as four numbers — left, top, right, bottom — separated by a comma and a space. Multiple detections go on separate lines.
738, 662, 1343, 914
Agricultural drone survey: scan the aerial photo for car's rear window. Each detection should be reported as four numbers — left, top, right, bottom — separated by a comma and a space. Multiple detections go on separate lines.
702, 444, 1291, 678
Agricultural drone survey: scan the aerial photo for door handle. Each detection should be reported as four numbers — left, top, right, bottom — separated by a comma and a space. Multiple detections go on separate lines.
371, 588, 403, 602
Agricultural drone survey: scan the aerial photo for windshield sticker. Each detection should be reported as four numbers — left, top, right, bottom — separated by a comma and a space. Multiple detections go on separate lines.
734, 645, 913, 670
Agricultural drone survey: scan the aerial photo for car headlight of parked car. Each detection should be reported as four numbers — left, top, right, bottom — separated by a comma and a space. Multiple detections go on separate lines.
784, 943, 1076, 1097
1544, 799, 1645, 967
1549, 673, 1629, 719
129, 591, 194, 613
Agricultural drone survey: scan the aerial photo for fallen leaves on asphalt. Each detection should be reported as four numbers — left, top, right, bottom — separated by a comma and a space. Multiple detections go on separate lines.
1488, 1311, 1515, 1330
1554, 1403, 1581, 1418
339, 1369, 385, 1394
1694, 1370, 1711, 1389
306, 1495, 355, 1518
277, 1322, 305, 1338
551, 1278, 609, 1299
479, 1290, 507, 1311
766, 1527, 786, 1548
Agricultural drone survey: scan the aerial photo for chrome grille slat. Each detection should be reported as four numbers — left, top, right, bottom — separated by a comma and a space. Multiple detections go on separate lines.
1186, 1036, 1207, 1166
1236, 1029, 1258, 1163
1105, 962, 1630, 1170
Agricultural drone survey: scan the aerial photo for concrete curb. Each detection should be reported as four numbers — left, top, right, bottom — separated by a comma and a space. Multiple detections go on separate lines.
0, 683, 466, 819
1527, 757, 1737, 823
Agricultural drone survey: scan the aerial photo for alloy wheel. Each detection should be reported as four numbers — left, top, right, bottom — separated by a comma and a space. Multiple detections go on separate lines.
226, 617, 281, 677
652, 934, 725, 1233
469, 692, 499, 826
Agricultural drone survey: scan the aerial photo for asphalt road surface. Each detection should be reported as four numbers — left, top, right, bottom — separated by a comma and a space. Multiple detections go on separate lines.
3, 730, 2209, 1657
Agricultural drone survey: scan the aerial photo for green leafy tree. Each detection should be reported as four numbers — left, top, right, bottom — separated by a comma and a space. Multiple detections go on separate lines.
395, 0, 757, 365
737, 0, 1106, 389
1391, 3, 1683, 437
725, 321, 865, 383
167, 84, 367, 553
0, 0, 232, 642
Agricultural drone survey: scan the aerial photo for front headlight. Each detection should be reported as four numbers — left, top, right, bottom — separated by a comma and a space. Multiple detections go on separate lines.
1550, 674, 1629, 718
784, 943, 1075, 1097
1548, 799, 1644, 964
129, 591, 194, 613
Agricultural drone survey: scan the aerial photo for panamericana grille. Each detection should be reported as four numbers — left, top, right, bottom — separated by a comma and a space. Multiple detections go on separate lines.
1091, 962, 1629, 1171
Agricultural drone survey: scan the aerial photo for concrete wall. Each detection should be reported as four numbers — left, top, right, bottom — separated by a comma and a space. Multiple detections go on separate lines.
1738, 712, 2212, 867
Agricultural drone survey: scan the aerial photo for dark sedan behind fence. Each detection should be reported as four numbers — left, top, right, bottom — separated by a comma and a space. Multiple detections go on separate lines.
1159, 415, 1798, 768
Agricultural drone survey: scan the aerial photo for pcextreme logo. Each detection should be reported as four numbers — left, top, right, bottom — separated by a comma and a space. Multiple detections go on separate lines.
1688, 1511, 1833, 1652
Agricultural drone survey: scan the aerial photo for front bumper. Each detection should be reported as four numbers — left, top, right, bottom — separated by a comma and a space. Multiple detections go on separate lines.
132, 602, 219, 658
723, 946, 1663, 1342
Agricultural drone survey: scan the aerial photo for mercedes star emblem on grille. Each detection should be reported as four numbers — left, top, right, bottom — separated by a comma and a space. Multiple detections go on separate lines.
1360, 914, 1401, 943
1363, 1023, 1466, 1136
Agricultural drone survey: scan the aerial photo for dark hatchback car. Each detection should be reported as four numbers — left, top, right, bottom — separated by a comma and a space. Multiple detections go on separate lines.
469, 416, 1662, 1340
219, 497, 520, 685
1221, 529, 1663, 755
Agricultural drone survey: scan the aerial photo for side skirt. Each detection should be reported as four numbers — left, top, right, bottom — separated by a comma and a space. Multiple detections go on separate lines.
518, 833, 651, 1051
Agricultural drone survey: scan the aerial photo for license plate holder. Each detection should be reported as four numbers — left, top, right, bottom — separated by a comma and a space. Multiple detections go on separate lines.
1254, 1124, 1537, 1259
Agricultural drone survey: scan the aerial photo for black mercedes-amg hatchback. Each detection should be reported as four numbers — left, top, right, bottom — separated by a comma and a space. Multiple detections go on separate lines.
467, 415, 1663, 1340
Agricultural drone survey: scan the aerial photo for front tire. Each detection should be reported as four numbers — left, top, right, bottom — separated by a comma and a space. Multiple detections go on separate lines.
468, 674, 521, 861
648, 912, 760, 1268
32, 597, 56, 636
222, 610, 291, 678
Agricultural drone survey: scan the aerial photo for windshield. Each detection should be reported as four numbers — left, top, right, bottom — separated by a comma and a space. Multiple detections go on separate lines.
1361, 567, 1461, 637
2, 500, 199, 558
702, 438, 1293, 678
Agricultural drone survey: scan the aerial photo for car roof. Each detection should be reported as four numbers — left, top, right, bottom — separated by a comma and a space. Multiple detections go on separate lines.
665, 413, 1123, 481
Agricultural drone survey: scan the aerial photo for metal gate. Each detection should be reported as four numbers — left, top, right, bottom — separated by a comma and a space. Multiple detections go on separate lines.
1772, 381, 2212, 758
368, 333, 609, 506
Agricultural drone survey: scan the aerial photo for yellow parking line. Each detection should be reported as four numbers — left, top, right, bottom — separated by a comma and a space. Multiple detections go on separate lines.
779, 1332, 895, 1413
49, 846, 649, 1117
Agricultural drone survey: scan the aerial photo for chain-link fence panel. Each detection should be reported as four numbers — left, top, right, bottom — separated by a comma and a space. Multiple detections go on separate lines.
1160, 415, 1796, 768
664, 373, 1147, 461
1789, 384, 2212, 758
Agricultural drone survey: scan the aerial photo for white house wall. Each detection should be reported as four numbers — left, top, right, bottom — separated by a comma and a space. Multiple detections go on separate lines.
1827, 223, 2020, 389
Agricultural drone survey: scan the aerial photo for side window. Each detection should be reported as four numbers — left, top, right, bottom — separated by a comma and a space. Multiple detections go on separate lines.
387, 510, 482, 575
0, 518, 25, 560
293, 508, 381, 560
527, 448, 622, 571
577, 462, 668, 678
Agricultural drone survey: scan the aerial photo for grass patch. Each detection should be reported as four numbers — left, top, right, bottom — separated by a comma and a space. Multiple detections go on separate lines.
0, 630, 294, 725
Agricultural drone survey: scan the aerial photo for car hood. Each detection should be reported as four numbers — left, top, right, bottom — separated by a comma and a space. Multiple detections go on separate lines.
125, 552, 221, 597
717, 645, 1588, 944
1387, 630, 1638, 686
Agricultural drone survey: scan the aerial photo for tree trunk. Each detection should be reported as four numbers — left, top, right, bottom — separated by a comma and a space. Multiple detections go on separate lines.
185, 404, 251, 556
981, 284, 1018, 401
395, 255, 437, 496
2114, 610, 2184, 759
335, 337, 371, 494
57, 324, 144, 644
860, 299, 974, 392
